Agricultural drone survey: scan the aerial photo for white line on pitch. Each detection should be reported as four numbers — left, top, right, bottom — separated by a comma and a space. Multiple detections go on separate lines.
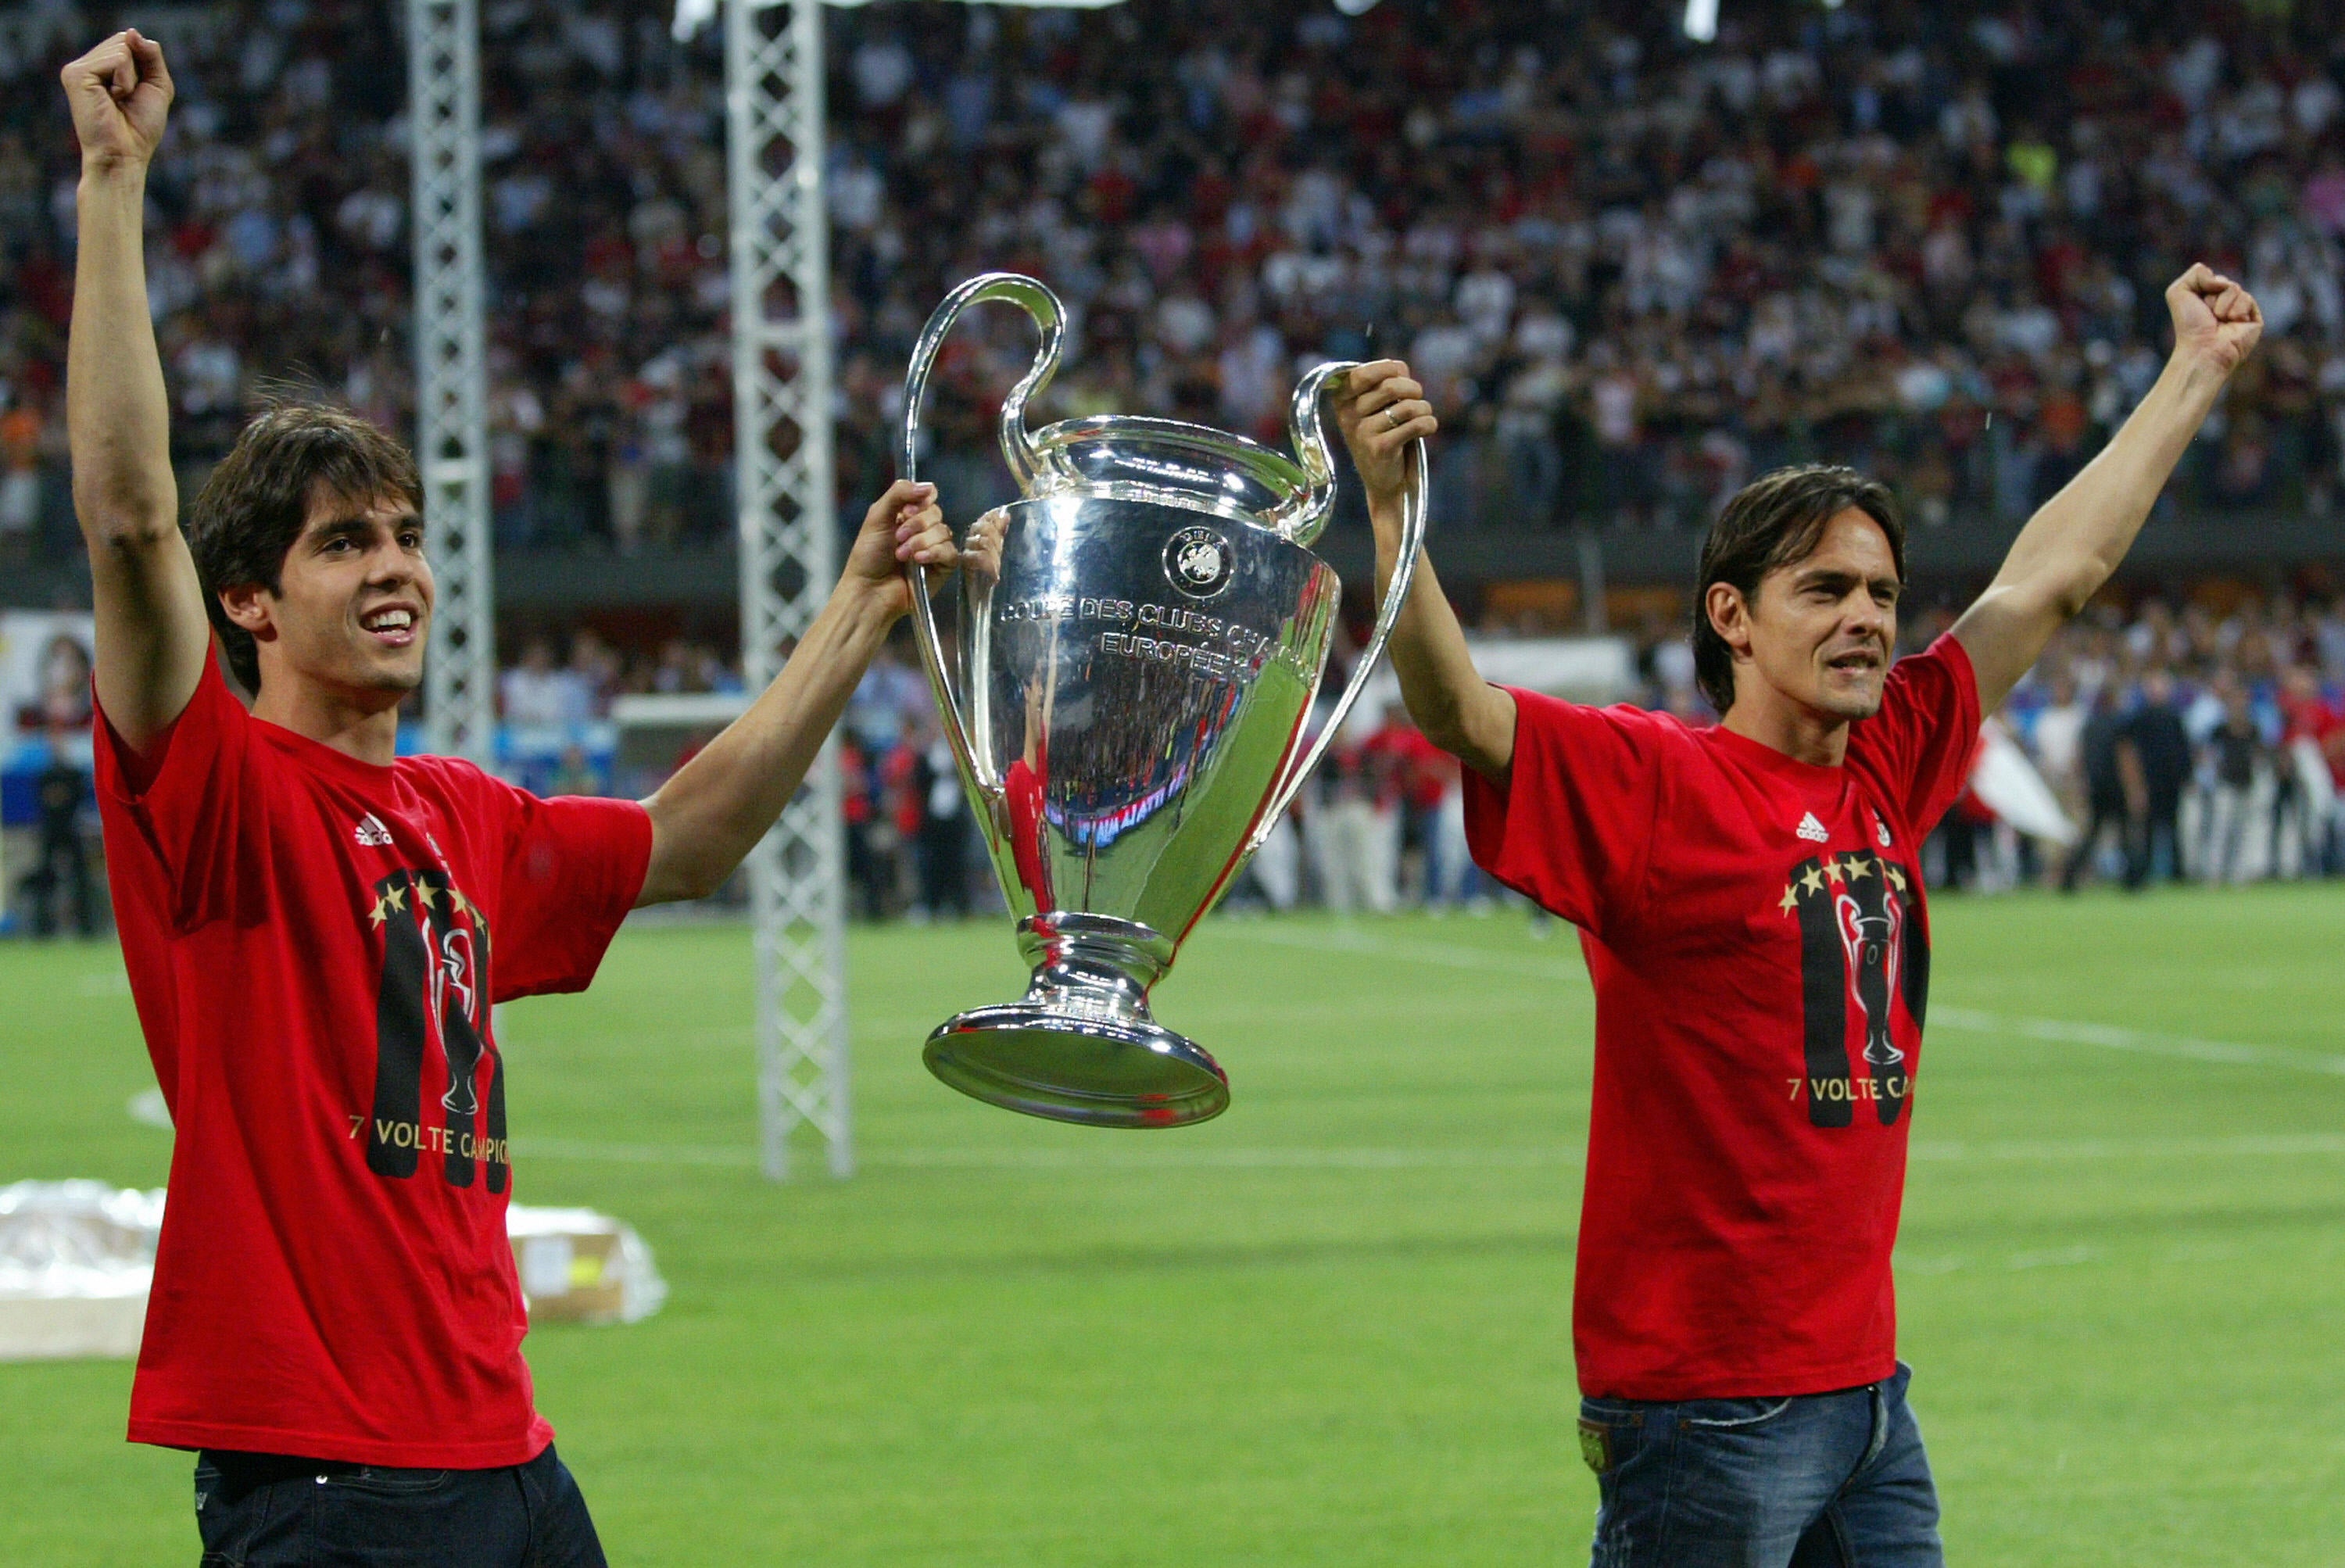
1234, 925, 2338, 1078
1910, 1132, 2345, 1161
503, 1131, 2345, 1171
1928, 1007, 2345, 1076
1231, 924, 1588, 983
872, 1146, 1570, 1169
508, 1137, 1576, 1170
514, 1136, 760, 1168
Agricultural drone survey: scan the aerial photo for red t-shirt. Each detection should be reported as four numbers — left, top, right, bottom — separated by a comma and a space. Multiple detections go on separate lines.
2281, 688, 2345, 786
1465, 635, 1981, 1401
95, 658, 651, 1467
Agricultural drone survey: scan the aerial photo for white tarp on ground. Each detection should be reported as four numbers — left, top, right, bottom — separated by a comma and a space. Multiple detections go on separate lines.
0, 1180, 664, 1360
0, 1180, 160, 1359
506, 1205, 670, 1325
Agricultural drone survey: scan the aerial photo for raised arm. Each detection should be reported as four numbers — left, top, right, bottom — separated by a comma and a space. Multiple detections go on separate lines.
62, 31, 211, 755
633, 480, 954, 904
1952, 266, 2263, 713
1336, 362, 1517, 780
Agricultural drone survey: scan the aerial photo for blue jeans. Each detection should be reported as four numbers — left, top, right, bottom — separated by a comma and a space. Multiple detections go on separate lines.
192, 1444, 607, 1566
1578, 1362, 1942, 1567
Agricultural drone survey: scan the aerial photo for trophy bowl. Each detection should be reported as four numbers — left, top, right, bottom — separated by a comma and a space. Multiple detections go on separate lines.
900, 273, 1426, 1128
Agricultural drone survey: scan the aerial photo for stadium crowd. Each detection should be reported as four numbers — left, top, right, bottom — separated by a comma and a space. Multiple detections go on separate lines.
4, 0, 2345, 559
6, 0, 2345, 930
466, 586, 2345, 925
1952, 590, 2345, 889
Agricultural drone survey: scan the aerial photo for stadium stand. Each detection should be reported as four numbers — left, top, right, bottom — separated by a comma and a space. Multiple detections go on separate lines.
2, 1, 2341, 925
2, 0, 2344, 566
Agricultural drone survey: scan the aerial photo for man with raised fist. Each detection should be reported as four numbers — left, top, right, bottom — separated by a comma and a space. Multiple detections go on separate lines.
61, 30, 959, 1566
1337, 257, 2262, 1564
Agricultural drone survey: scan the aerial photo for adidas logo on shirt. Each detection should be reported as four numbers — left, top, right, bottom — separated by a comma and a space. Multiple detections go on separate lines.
1796, 812, 1830, 843
354, 814, 394, 847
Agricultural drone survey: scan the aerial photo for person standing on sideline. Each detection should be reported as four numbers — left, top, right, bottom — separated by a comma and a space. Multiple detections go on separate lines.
24, 716, 98, 936
2200, 678, 2268, 883
1335, 257, 2261, 1564
838, 730, 886, 920
60, 32, 961, 1566
2063, 682, 2143, 890
915, 723, 972, 918
2028, 670, 2088, 880
1311, 713, 1396, 914
2121, 668, 2193, 884
2277, 663, 2342, 875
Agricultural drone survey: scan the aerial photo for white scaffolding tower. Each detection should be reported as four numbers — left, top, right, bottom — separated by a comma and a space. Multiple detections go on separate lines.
408, 0, 848, 1178
725, 0, 850, 1180
408, 0, 496, 762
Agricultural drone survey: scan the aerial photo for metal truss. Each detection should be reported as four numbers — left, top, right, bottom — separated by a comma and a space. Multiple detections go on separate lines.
726, 0, 851, 1179
409, 0, 496, 762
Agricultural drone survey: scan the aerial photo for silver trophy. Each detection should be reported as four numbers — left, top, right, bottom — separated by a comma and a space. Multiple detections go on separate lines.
900, 273, 1427, 1128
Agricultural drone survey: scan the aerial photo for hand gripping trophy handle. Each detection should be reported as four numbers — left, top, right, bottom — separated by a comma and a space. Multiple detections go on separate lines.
897, 272, 1068, 802
1241, 362, 1429, 859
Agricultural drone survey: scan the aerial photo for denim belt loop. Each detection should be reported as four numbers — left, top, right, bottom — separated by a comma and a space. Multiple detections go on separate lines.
1861, 1378, 1893, 1472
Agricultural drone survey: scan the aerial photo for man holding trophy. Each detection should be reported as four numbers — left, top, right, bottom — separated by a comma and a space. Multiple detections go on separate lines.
59, 31, 960, 1565
1334, 264, 2263, 1565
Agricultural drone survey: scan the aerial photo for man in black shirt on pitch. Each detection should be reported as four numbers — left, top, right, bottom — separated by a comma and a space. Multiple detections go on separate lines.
2064, 686, 2141, 890
2122, 669, 2193, 886
23, 721, 98, 937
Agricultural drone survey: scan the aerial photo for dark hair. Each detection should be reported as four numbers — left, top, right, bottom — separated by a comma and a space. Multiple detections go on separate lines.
188, 403, 421, 693
1690, 464, 1904, 714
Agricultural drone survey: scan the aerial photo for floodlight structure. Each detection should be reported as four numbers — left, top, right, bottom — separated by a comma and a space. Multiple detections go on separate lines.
409, 0, 497, 762
725, 0, 852, 1180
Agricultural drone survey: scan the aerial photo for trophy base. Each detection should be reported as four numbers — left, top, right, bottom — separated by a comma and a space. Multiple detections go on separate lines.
924, 1008, 1228, 1128
922, 912, 1230, 1127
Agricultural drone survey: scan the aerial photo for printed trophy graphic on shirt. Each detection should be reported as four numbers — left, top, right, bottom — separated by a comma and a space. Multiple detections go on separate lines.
1785, 853, 1918, 1128
899, 272, 1427, 1127
1834, 891, 1906, 1067
367, 868, 507, 1190
435, 925, 484, 1115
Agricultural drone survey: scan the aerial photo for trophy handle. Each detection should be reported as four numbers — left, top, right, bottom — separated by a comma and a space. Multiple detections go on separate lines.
1244, 436, 1430, 858
900, 274, 1065, 802
900, 270, 1064, 492
1278, 360, 1352, 547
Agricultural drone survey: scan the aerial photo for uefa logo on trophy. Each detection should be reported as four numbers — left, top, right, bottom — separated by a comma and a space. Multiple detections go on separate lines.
898, 273, 1427, 1128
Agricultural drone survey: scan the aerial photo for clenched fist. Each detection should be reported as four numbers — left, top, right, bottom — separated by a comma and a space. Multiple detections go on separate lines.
2166, 263, 2264, 379
62, 30, 174, 174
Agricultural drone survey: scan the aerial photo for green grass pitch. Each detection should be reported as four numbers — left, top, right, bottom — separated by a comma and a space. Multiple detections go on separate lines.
4, 886, 2343, 1564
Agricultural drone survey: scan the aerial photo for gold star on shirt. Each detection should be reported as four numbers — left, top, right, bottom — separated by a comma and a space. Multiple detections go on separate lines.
1846, 855, 1873, 880
1823, 858, 1846, 886
1885, 864, 1909, 893
384, 883, 408, 912
368, 897, 388, 928
414, 882, 440, 910
1800, 865, 1826, 896
1779, 882, 1800, 915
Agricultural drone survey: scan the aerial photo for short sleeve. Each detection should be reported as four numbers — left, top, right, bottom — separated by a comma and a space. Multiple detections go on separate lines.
1849, 635, 1983, 832
91, 656, 259, 930
488, 787, 653, 1001
1461, 689, 1665, 935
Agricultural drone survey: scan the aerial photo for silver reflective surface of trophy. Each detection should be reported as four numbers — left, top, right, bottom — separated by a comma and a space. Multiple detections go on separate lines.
900, 273, 1427, 1128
